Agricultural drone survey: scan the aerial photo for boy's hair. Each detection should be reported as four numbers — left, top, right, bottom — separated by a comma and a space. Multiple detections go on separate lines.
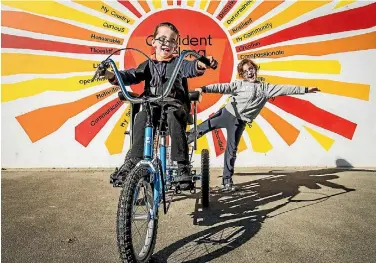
153, 22, 179, 39
237, 59, 258, 77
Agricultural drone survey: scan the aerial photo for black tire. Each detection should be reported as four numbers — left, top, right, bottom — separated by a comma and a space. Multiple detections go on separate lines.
117, 150, 132, 174
201, 149, 210, 208
116, 166, 158, 263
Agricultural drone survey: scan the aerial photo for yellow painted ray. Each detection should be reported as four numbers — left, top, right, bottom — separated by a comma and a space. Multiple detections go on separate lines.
259, 75, 370, 101
1, 75, 108, 102
304, 126, 334, 151
187, 1, 195, 7
233, 0, 330, 43
259, 60, 341, 74
74, 1, 134, 25
3, 1, 128, 34
105, 105, 131, 155
200, 0, 209, 10
334, 0, 356, 9
152, 0, 162, 9
224, 0, 256, 28
245, 121, 273, 153
1, 53, 119, 76
195, 119, 210, 154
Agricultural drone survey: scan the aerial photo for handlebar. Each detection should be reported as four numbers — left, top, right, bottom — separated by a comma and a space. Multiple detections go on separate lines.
93, 50, 215, 104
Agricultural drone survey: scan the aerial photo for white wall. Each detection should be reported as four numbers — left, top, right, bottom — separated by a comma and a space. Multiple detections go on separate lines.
1, 0, 376, 168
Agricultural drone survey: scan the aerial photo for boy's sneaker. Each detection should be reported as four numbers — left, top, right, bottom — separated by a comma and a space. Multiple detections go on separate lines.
175, 164, 192, 190
110, 157, 141, 187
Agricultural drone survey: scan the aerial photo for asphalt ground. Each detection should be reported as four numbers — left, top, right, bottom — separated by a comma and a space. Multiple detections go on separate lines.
2, 167, 376, 263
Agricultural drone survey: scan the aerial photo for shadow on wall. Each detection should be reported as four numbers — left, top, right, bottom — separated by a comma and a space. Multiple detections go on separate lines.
335, 158, 354, 168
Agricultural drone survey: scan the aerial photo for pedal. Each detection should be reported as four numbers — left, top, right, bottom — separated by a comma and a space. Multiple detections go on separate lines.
111, 179, 124, 188
190, 183, 196, 194
175, 185, 182, 194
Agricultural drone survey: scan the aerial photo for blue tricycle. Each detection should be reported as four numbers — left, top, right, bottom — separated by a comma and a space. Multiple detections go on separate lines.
92, 48, 213, 263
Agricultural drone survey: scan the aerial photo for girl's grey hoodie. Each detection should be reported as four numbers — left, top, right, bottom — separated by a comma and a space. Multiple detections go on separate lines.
203, 80, 307, 123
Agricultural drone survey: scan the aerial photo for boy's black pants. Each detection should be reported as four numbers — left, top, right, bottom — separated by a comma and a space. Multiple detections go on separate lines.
188, 108, 246, 184
128, 106, 189, 163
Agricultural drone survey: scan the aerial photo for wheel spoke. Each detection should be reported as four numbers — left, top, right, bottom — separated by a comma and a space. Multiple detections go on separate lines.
134, 213, 148, 220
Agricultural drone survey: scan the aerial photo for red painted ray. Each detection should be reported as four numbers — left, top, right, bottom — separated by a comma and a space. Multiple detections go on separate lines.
1, 34, 120, 55
118, 1, 142, 18
216, 1, 237, 21
209, 113, 227, 156
75, 98, 124, 147
270, 96, 357, 139
236, 2, 376, 52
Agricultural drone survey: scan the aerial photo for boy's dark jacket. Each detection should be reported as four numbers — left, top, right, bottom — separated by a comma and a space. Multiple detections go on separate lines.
110, 56, 203, 112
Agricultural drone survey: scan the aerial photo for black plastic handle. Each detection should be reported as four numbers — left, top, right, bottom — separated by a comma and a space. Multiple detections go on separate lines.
198, 56, 211, 66
198, 56, 217, 70
91, 62, 109, 82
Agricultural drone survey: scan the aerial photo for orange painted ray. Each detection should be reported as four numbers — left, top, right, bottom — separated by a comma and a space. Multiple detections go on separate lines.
260, 107, 300, 146
206, 1, 221, 14
138, 1, 151, 12
237, 135, 248, 153
16, 86, 120, 143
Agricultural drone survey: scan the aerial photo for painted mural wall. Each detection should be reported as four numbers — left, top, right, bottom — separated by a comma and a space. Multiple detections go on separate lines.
1, 0, 376, 168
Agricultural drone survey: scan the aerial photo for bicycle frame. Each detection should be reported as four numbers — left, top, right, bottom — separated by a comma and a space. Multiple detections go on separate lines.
105, 50, 211, 219
132, 101, 167, 219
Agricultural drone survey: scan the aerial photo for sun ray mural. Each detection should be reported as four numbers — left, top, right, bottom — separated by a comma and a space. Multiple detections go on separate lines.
1, 0, 375, 168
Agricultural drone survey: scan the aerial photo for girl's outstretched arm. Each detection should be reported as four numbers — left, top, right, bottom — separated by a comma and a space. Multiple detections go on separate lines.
199, 81, 239, 94
263, 82, 319, 98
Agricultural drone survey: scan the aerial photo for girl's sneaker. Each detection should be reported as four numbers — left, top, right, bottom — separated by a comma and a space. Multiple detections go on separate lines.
221, 183, 239, 192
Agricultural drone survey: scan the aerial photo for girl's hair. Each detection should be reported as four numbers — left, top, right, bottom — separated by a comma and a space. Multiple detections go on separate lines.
153, 22, 179, 38
237, 59, 258, 77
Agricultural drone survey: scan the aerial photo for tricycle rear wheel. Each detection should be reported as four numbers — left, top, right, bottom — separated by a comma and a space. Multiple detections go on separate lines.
201, 149, 210, 208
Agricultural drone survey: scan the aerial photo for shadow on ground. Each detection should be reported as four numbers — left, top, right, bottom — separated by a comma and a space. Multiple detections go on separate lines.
152, 167, 367, 263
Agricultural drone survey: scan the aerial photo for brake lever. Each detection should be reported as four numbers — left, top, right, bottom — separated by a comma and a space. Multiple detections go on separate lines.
91, 69, 99, 82
91, 61, 110, 82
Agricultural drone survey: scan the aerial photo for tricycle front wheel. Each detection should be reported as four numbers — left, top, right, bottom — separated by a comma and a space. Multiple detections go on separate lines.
116, 166, 158, 263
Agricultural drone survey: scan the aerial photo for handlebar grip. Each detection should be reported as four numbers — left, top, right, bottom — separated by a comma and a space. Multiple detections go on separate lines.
118, 91, 126, 101
198, 56, 211, 67
198, 56, 217, 70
